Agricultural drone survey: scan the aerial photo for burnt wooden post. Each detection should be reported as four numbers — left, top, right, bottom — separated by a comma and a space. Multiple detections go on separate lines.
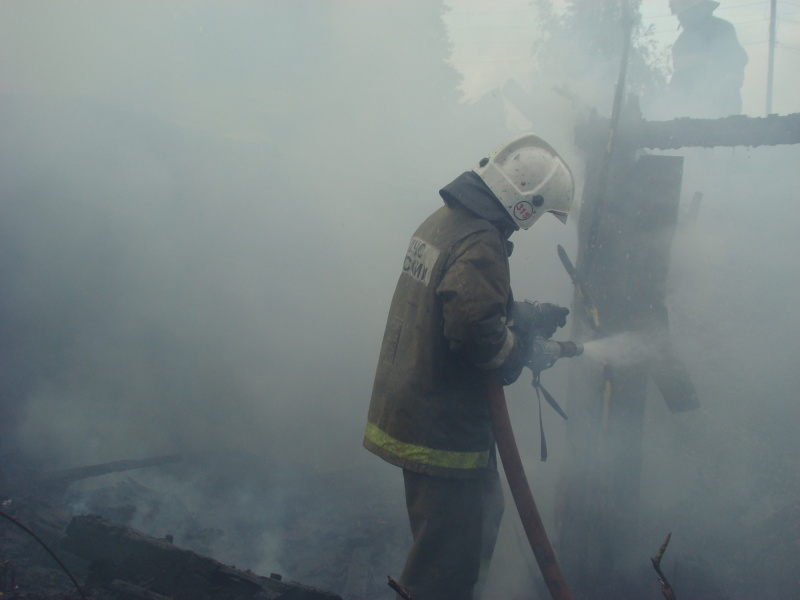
557, 103, 686, 598
555, 101, 800, 598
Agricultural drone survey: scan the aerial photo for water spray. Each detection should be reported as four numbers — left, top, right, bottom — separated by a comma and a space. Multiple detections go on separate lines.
580, 332, 659, 368
530, 333, 661, 372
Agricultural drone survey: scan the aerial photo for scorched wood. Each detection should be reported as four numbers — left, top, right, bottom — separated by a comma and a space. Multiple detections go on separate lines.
576, 111, 800, 151
62, 514, 342, 600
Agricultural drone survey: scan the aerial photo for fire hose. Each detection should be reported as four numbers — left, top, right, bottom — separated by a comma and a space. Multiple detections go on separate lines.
486, 339, 583, 600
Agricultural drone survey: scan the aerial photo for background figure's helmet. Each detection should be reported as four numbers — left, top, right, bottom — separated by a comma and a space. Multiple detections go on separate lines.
669, 0, 719, 15
473, 133, 574, 230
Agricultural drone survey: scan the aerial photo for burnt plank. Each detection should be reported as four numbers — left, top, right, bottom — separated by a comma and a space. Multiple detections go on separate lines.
62, 514, 342, 600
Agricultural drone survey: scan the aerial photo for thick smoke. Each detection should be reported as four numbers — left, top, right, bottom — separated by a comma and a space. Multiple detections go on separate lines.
0, 2, 507, 595
1, 1, 799, 598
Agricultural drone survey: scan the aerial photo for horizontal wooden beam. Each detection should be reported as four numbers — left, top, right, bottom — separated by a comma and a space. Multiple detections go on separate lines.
577, 112, 800, 151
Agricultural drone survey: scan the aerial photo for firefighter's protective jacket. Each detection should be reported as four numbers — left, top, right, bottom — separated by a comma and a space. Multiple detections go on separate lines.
364, 175, 523, 478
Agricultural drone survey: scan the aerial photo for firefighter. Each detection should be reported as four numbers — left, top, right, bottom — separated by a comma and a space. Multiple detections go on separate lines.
667, 0, 748, 118
363, 134, 574, 600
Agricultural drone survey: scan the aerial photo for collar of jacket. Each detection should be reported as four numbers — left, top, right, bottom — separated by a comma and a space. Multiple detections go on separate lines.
439, 171, 517, 241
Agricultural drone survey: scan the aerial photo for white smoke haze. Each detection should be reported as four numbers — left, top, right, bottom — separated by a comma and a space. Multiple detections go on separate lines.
581, 332, 660, 367
1, 1, 798, 598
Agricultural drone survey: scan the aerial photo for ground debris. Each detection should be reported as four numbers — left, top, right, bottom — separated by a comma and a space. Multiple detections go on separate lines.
1, 455, 353, 600
1, 451, 416, 600
60, 513, 341, 600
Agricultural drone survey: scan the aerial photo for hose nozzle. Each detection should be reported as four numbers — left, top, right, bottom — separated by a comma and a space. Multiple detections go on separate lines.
529, 338, 584, 372
556, 340, 584, 358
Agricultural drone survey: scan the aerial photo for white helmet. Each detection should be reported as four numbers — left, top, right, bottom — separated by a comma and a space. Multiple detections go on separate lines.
473, 133, 574, 230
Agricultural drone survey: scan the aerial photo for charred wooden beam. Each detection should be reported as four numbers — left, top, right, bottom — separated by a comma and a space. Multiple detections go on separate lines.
62, 514, 342, 600
577, 112, 800, 151
639, 113, 800, 149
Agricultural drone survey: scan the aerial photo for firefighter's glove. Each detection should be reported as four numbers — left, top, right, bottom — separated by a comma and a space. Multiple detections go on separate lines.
510, 301, 569, 342
498, 356, 525, 386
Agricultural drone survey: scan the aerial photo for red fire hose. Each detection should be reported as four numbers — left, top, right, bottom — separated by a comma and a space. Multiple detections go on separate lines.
487, 378, 575, 600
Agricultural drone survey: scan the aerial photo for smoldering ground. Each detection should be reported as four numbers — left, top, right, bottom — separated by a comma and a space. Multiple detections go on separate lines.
2, 2, 800, 599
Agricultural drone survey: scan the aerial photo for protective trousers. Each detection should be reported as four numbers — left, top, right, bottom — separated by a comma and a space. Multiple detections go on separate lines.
398, 461, 504, 600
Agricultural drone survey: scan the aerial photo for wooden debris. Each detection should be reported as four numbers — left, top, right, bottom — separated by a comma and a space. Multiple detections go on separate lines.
651, 533, 677, 600
387, 576, 413, 600
62, 514, 342, 600
576, 111, 800, 151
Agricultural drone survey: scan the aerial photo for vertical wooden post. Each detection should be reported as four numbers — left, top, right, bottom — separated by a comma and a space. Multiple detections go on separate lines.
556, 137, 684, 597
766, 0, 777, 115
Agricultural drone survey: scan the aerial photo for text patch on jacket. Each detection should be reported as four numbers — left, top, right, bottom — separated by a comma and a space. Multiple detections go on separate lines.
403, 236, 440, 286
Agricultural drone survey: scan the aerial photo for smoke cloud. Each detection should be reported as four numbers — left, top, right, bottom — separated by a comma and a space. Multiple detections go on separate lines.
1, 1, 798, 598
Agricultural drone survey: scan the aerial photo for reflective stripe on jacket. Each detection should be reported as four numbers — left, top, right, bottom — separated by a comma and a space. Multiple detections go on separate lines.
364, 204, 517, 478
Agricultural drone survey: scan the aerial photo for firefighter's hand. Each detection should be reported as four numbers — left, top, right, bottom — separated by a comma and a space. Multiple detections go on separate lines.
510, 301, 569, 341
536, 303, 569, 338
